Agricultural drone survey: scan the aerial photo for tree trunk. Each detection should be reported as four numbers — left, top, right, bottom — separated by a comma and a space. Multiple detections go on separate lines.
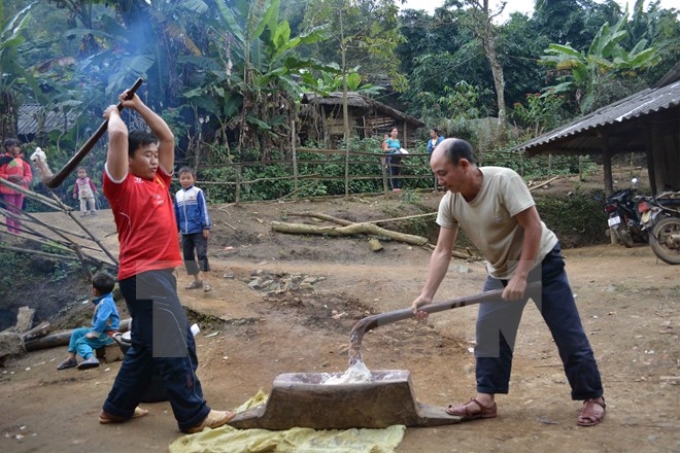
272, 221, 429, 246
340, 12, 351, 198
480, 28, 506, 133
469, 1, 506, 134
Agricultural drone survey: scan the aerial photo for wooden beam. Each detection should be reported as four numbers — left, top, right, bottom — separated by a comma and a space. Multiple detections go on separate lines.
598, 132, 614, 197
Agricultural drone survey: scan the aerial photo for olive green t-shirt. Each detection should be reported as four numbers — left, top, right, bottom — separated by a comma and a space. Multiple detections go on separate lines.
437, 166, 557, 279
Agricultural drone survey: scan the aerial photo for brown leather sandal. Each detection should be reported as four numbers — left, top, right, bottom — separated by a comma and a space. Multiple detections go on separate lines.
577, 397, 605, 427
445, 397, 497, 420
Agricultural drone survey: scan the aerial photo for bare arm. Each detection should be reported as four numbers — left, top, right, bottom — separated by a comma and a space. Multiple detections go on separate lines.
104, 107, 129, 181
503, 206, 543, 300
411, 225, 458, 314
119, 93, 175, 173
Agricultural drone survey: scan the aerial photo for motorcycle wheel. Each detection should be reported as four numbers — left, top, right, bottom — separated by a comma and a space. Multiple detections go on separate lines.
650, 217, 680, 265
614, 225, 635, 248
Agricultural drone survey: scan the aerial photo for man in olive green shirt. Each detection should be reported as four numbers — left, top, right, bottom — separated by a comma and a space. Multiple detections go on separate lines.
412, 138, 605, 427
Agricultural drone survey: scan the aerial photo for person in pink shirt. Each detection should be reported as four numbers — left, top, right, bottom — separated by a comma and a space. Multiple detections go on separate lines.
72, 167, 99, 216
0, 138, 32, 234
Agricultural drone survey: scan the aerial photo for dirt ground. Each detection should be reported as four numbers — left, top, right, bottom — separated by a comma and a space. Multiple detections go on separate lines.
1, 189, 680, 453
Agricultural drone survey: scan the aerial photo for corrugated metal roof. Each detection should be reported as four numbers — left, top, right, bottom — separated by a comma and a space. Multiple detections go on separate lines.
513, 80, 680, 155
18, 103, 79, 136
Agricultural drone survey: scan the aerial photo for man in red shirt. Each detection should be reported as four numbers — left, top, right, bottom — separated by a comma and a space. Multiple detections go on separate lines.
99, 90, 234, 433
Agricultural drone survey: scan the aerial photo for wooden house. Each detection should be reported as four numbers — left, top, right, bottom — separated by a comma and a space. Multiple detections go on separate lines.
299, 92, 425, 149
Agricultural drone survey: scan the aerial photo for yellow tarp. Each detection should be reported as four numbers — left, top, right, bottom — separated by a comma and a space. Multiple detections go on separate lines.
169, 391, 406, 453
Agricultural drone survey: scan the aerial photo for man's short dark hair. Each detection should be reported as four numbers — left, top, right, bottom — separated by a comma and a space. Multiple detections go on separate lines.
128, 130, 158, 158
3, 138, 20, 151
178, 166, 194, 177
92, 271, 115, 295
442, 138, 476, 166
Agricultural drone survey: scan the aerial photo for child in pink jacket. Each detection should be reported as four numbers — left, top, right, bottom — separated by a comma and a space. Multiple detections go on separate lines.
0, 138, 32, 233
73, 167, 99, 216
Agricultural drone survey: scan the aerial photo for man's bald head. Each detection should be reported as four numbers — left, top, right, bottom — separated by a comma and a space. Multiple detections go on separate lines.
435, 138, 476, 166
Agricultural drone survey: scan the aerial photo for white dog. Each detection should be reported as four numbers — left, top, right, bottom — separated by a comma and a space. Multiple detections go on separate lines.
30, 147, 53, 179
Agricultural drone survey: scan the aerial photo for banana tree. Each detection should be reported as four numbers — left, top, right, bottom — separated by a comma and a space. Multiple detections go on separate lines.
181, 0, 331, 159
540, 14, 661, 114
300, 64, 384, 96
0, 2, 35, 139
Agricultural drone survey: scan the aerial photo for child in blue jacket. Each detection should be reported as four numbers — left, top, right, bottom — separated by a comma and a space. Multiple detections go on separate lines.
57, 271, 120, 370
174, 167, 212, 292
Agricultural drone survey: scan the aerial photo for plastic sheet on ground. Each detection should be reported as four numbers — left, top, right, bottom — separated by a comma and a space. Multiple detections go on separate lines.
169, 391, 406, 453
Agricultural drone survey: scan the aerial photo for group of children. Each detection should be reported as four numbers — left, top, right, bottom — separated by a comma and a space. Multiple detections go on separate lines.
57, 165, 213, 371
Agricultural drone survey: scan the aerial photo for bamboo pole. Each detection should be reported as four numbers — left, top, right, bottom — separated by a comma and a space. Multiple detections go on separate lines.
48, 192, 118, 265
0, 206, 103, 253
0, 178, 64, 210
0, 244, 83, 262
291, 120, 299, 201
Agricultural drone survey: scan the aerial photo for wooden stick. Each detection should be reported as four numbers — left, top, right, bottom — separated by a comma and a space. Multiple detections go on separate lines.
0, 177, 64, 210
0, 208, 104, 255
369, 212, 437, 224
43, 78, 144, 188
223, 221, 238, 231
529, 175, 563, 192
0, 244, 81, 262
48, 192, 119, 265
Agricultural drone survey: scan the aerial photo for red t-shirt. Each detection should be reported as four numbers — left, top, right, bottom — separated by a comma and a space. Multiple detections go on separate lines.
103, 167, 182, 281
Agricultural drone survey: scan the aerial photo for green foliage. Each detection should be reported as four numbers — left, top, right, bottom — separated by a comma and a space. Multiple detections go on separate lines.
301, 65, 384, 96
511, 92, 569, 137
540, 13, 662, 114
534, 190, 609, 247
303, 0, 406, 91
0, 249, 30, 287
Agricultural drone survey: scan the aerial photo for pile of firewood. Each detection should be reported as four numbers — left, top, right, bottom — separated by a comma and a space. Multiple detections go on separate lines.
0, 307, 50, 367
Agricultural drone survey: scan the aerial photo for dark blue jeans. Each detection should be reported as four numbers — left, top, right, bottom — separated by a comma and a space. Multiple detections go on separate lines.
387, 154, 402, 190
182, 232, 210, 275
475, 244, 603, 400
102, 269, 210, 431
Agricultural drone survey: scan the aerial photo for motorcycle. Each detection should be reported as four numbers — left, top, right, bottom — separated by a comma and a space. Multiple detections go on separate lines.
637, 192, 680, 265
604, 178, 648, 247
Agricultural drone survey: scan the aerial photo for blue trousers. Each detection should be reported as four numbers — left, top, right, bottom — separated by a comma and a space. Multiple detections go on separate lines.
102, 269, 210, 431
68, 327, 112, 360
475, 244, 604, 400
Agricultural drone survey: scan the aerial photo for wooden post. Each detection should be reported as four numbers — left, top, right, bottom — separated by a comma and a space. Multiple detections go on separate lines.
599, 132, 614, 197
579, 155, 584, 181
645, 121, 657, 195
235, 163, 242, 205
291, 120, 299, 201
548, 153, 552, 176
382, 159, 389, 195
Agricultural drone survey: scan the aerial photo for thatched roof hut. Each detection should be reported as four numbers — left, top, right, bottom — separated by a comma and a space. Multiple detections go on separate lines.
300, 92, 425, 148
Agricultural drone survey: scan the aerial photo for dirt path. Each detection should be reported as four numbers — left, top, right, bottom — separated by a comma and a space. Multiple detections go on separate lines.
2, 201, 680, 452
